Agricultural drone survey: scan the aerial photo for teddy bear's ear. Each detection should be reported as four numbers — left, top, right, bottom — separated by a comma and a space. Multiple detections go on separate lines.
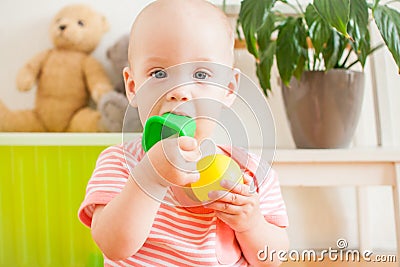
101, 15, 110, 33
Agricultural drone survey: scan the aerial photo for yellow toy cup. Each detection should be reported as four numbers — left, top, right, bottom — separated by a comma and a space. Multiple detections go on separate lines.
191, 154, 243, 202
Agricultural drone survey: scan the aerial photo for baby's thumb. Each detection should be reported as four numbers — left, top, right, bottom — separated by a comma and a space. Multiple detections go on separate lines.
178, 136, 198, 151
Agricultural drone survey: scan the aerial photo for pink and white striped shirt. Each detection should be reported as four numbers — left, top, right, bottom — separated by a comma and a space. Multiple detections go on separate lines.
78, 137, 288, 266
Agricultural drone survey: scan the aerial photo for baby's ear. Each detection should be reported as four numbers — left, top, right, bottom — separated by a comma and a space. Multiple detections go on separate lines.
123, 67, 137, 107
223, 68, 241, 107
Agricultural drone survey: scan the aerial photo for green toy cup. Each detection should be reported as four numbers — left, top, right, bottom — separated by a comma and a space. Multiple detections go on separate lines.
142, 112, 196, 152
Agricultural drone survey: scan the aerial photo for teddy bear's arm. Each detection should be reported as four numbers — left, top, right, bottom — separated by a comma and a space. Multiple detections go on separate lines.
83, 56, 113, 104
16, 50, 51, 92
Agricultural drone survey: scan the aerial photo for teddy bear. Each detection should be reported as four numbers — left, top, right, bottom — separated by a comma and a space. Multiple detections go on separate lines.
0, 4, 113, 132
98, 34, 143, 132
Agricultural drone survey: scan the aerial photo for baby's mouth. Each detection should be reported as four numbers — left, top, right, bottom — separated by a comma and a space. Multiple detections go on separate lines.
165, 111, 190, 118
162, 106, 196, 118
160, 101, 197, 118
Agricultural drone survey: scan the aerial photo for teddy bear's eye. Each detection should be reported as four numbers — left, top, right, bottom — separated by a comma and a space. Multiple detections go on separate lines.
78, 20, 84, 27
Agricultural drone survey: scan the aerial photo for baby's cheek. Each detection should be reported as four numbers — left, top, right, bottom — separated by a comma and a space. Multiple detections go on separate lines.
140, 100, 162, 120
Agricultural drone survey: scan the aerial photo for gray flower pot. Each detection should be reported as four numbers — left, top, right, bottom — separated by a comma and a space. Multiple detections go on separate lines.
282, 69, 365, 148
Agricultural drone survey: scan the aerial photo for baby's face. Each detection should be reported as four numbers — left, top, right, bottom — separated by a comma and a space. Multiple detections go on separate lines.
124, 0, 237, 141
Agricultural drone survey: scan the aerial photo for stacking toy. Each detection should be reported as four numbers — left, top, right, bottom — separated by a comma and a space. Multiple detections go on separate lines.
191, 154, 243, 202
142, 113, 243, 202
142, 112, 196, 152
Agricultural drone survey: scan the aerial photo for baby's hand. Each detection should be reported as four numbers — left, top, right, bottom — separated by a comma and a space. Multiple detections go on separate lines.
148, 136, 201, 186
204, 174, 264, 233
131, 136, 200, 199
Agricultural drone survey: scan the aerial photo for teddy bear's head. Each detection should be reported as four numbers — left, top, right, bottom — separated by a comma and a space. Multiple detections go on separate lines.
50, 4, 109, 53
107, 35, 129, 76
107, 34, 129, 94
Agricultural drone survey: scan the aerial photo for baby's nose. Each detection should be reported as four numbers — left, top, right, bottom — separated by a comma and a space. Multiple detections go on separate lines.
166, 87, 191, 102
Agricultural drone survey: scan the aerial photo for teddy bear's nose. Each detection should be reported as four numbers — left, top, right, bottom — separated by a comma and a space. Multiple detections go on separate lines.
59, 25, 67, 31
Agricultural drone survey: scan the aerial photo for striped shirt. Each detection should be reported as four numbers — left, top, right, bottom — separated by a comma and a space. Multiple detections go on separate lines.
78, 137, 288, 266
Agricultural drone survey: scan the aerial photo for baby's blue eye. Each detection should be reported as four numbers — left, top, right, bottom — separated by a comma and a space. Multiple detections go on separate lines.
152, 70, 167, 79
193, 71, 209, 80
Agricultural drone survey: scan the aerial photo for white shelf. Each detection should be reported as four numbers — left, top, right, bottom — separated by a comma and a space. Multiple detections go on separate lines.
1, 133, 399, 163
0, 133, 136, 146
273, 148, 400, 163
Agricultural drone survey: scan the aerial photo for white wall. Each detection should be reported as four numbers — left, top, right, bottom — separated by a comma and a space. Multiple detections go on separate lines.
1, 0, 399, 253
0, 0, 153, 110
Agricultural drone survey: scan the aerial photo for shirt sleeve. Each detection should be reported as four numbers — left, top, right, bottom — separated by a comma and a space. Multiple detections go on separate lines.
257, 168, 289, 228
219, 145, 289, 228
78, 144, 138, 228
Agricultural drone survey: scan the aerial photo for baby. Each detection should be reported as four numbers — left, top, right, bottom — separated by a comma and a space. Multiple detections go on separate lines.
78, 0, 289, 266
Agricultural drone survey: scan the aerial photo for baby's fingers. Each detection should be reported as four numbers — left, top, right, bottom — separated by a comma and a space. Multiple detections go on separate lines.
178, 137, 201, 162
178, 136, 198, 151
220, 179, 254, 197
207, 190, 247, 206
204, 199, 241, 215
243, 174, 256, 194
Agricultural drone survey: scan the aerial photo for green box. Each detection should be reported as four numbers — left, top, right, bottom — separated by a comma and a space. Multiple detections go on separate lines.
0, 133, 124, 267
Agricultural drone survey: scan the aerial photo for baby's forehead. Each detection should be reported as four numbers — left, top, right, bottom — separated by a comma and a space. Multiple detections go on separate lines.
131, 0, 232, 39
127, 0, 234, 68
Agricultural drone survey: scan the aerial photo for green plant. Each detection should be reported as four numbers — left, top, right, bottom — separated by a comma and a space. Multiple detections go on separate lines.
237, 0, 400, 96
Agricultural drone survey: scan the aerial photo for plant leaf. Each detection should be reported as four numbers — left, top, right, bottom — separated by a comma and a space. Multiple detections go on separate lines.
349, 0, 369, 38
276, 17, 304, 86
255, 13, 277, 91
256, 12, 276, 52
373, 5, 400, 72
256, 42, 277, 93
313, 0, 350, 38
293, 53, 306, 80
353, 29, 371, 68
347, 0, 369, 68
322, 30, 346, 70
373, 0, 381, 9
294, 17, 309, 77
305, 4, 331, 55
238, 0, 276, 58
